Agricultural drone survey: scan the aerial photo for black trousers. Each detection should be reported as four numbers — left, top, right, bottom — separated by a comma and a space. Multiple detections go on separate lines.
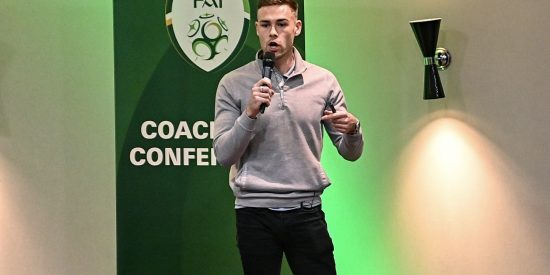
235, 205, 337, 275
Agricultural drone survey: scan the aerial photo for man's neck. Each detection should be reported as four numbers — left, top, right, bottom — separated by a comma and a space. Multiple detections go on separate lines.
275, 53, 295, 75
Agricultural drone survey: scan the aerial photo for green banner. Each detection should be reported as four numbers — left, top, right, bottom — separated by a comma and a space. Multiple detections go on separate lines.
114, 0, 305, 273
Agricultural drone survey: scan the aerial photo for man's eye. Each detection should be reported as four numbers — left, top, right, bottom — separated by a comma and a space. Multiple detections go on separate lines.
277, 23, 288, 27
261, 23, 269, 28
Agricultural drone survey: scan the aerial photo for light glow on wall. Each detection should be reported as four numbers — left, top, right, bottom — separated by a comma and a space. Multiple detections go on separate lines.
393, 114, 545, 275
0, 156, 44, 273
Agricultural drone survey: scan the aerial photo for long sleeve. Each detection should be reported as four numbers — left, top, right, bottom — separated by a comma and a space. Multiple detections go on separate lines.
213, 79, 257, 167
212, 52, 363, 208
323, 77, 364, 161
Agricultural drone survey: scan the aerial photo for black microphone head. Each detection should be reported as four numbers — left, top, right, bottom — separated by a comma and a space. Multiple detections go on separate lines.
262, 52, 275, 68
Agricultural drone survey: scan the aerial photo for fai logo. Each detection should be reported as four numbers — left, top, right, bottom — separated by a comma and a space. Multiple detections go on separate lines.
166, 0, 250, 72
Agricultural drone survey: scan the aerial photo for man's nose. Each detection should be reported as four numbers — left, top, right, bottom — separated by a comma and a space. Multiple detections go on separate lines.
269, 25, 277, 37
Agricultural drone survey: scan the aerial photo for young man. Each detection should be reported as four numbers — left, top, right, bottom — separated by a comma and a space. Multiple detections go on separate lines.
213, 0, 363, 274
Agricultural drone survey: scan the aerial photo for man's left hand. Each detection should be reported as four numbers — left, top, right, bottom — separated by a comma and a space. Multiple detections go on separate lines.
321, 110, 359, 134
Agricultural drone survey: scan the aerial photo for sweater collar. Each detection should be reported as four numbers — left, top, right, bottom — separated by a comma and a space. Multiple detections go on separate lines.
256, 47, 307, 77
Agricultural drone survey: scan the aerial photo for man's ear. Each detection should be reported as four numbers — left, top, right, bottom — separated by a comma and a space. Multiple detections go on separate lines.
255, 21, 260, 36
295, 20, 302, 36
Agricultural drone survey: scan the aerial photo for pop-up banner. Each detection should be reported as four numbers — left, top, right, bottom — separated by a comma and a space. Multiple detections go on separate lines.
114, 0, 305, 273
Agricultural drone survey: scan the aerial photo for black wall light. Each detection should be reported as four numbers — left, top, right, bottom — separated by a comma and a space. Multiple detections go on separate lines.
410, 18, 451, 100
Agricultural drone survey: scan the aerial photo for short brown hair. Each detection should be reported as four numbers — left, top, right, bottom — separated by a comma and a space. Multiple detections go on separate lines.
257, 0, 299, 13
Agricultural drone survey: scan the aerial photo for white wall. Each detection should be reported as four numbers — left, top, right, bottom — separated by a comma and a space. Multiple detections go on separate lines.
0, 2, 115, 274
308, 0, 550, 274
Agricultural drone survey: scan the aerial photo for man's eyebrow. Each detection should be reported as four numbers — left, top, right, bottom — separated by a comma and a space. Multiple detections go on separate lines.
258, 19, 290, 23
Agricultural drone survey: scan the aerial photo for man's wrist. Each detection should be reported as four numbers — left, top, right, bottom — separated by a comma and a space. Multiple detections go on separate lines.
246, 108, 258, 119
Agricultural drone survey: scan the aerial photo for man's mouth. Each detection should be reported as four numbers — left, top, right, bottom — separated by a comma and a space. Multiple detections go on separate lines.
268, 41, 279, 51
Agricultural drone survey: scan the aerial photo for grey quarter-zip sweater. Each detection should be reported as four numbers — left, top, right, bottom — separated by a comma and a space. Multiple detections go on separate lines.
214, 49, 363, 208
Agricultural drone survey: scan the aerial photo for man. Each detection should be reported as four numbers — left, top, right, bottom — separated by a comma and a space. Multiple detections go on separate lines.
213, 0, 363, 274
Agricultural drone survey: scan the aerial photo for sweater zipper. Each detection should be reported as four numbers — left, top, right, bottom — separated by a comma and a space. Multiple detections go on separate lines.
274, 72, 287, 110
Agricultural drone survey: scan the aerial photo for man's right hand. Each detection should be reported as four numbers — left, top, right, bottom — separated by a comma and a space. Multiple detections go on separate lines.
246, 77, 274, 118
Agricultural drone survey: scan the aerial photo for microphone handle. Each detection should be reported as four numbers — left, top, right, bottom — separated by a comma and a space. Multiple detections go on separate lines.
259, 68, 272, 114
259, 84, 269, 113
260, 100, 267, 114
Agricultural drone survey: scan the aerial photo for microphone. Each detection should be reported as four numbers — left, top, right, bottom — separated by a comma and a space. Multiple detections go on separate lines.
260, 52, 275, 114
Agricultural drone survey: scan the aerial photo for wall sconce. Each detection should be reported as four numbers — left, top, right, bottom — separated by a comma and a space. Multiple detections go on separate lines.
410, 18, 451, 100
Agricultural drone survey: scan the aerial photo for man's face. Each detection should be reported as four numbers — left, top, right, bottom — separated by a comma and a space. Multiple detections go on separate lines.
256, 5, 302, 61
